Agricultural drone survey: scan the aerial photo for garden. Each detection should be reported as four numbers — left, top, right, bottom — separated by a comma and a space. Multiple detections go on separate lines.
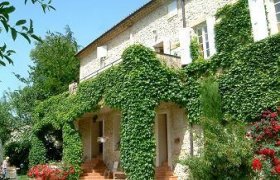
0, 0, 279, 179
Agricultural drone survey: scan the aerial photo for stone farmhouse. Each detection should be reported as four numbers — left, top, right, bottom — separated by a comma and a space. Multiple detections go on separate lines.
74, 0, 280, 179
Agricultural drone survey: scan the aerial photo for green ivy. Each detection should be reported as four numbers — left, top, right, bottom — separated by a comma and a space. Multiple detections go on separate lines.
215, 0, 253, 53
219, 35, 280, 121
29, 135, 47, 168
184, 76, 252, 179
190, 37, 204, 62
30, 45, 187, 179
62, 123, 83, 179
29, 0, 280, 179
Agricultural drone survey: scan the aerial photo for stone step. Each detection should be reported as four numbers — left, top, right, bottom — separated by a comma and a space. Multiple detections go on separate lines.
80, 158, 109, 180
155, 176, 178, 180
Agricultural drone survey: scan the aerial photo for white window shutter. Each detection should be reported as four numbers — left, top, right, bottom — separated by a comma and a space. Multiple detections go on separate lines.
179, 27, 192, 65
97, 45, 108, 59
206, 16, 216, 56
264, 0, 278, 35
163, 38, 171, 54
248, 0, 269, 41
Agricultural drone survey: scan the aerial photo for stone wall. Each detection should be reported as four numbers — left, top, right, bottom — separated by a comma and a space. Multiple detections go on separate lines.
103, 111, 121, 170
78, 118, 92, 161
79, 0, 181, 81
78, 105, 202, 179
79, 0, 236, 81
155, 103, 203, 180
185, 0, 237, 27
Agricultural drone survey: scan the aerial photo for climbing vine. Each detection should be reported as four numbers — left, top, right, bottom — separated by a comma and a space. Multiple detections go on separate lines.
30, 45, 187, 179
215, 0, 253, 53
29, 0, 280, 179
183, 0, 280, 178
219, 35, 280, 121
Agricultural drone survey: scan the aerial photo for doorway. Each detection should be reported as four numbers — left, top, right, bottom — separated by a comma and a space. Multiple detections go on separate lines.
156, 113, 170, 167
91, 119, 104, 158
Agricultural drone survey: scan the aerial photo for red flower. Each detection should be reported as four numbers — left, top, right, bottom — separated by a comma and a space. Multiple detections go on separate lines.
273, 158, 280, 166
252, 158, 262, 171
275, 141, 280, 146
258, 148, 275, 157
271, 112, 278, 118
275, 165, 280, 174
271, 120, 278, 126
273, 125, 280, 133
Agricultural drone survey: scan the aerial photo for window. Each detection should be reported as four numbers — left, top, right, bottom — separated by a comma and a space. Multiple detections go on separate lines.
167, 0, 177, 18
100, 57, 106, 68
194, 23, 210, 59
97, 45, 107, 68
274, 0, 280, 31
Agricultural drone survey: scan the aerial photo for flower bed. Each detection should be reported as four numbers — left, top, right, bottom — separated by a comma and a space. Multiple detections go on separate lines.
27, 162, 75, 180
249, 108, 280, 178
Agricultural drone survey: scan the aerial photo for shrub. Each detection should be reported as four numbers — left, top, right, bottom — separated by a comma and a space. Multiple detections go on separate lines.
27, 162, 75, 180
249, 108, 280, 178
4, 140, 30, 174
184, 76, 253, 179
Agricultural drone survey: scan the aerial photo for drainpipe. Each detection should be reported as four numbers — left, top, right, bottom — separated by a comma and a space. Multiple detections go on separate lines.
181, 0, 186, 28
181, 0, 194, 157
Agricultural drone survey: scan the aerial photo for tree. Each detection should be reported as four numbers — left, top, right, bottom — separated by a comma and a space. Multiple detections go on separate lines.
0, 0, 54, 66
29, 27, 79, 100
2, 27, 79, 167
0, 97, 13, 144
6, 86, 37, 124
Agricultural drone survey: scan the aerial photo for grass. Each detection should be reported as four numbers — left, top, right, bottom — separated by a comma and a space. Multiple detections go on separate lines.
18, 175, 28, 180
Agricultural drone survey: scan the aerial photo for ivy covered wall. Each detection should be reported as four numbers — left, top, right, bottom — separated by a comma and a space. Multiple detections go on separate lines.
30, 45, 187, 180
184, 0, 280, 178
29, 0, 280, 179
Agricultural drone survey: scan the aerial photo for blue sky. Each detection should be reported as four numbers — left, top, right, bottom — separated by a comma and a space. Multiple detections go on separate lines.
0, 0, 150, 94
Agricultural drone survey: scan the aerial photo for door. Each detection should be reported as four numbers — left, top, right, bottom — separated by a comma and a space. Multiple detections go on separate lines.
98, 121, 103, 154
91, 119, 104, 158
157, 114, 168, 166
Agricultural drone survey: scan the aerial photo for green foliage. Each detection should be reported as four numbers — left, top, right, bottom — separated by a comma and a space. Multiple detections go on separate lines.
31, 44, 187, 179
4, 140, 30, 172
37, 125, 63, 161
190, 37, 204, 62
62, 123, 83, 180
30, 1, 280, 178
29, 135, 46, 168
219, 35, 280, 121
184, 76, 253, 179
6, 86, 37, 124
0, 0, 54, 66
186, 120, 253, 179
29, 27, 79, 100
200, 76, 222, 121
183, 60, 210, 123
0, 99, 13, 144
215, 0, 253, 53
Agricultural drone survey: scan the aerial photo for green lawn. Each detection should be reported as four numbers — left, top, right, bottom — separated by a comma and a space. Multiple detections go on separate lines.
18, 175, 28, 180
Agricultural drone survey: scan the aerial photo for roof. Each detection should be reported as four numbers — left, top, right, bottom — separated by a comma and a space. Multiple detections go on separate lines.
76, 0, 165, 58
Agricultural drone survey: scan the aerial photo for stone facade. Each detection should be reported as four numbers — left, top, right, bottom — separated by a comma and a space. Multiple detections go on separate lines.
77, 103, 203, 179
79, 0, 237, 81
77, 0, 241, 178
